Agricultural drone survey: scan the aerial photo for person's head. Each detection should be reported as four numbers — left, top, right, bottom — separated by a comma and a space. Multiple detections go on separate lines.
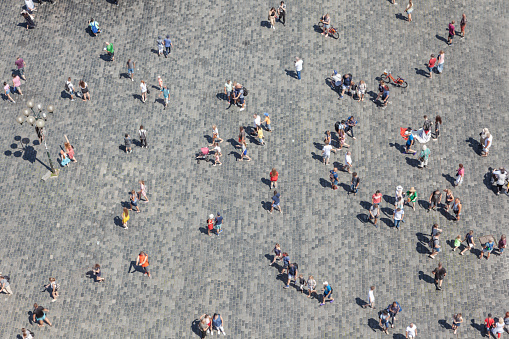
323, 281, 328, 286
456, 235, 461, 239
396, 208, 401, 212
360, 80, 365, 85
271, 168, 277, 176
499, 318, 504, 325
253, 114, 258, 118
125, 133, 129, 138
488, 313, 493, 318
436, 115, 442, 124
422, 145, 427, 151
382, 310, 388, 316
60, 150, 66, 157
451, 20, 455, 24
433, 223, 438, 229
309, 275, 314, 280
468, 230, 473, 235
3, 82, 6, 86
239, 126, 244, 132
213, 313, 219, 320
49, 277, 55, 282
347, 151, 351, 155
282, 252, 288, 257
333, 167, 338, 172
352, 172, 357, 177
79, 80, 85, 87
456, 313, 462, 318
370, 285, 375, 291
139, 180, 145, 185
141, 80, 145, 84
139, 251, 146, 256
131, 190, 136, 195
423, 115, 428, 120
281, 1, 284, 4
439, 50, 444, 55
90, 17, 95, 22
324, 141, 329, 146
455, 198, 460, 203
506, 311, 509, 318
217, 212, 220, 217
437, 262, 442, 268
271, 7, 275, 11
375, 190, 380, 194
392, 302, 397, 307
166, 35, 170, 39
273, 190, 277, 196
212, 125, 217, 130
33, 303, 38, 309
502, 235, 506, 241
275, 243, 280, 248
123, 207, 128, 215
208, 214, 214, 220
457, 164, 463, 170
127, 58, 131, 63
21, 328, 28, 338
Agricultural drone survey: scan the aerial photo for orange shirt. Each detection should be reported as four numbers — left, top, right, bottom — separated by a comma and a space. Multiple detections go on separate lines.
138, 254, 149, 267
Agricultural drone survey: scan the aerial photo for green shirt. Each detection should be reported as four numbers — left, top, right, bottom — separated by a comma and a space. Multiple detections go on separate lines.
406, 191, 417, 202
420, 148, 431, 160
106, 43, 114, 53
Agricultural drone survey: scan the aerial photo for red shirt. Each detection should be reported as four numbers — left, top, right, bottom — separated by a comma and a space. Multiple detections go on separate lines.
485, 318, 495, 328
428, 58, 437, 68
372, 193, 382, 205
270, 171, 279, 181
449, 23, 455, 35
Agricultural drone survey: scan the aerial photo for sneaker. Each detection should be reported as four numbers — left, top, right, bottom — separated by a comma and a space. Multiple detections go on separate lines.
131, 78, 134, 82
283, 285, 289, 289
71, 99, 76, 102
329, 300, 334, 303
218, 229, 223, 234
239, 107, 245, 111
51, 299, 57, 302
339, 95, 343, 99
460, 252, 464, 256
319, 303, 325, 306
124, 225, 128, 229
267, 210, 272, 214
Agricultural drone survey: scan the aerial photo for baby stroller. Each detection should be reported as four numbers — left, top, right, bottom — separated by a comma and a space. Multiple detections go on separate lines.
196, 147, 211, 164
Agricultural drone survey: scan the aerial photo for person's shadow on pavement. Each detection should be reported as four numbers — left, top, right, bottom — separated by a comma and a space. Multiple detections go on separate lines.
284, 69, 298, 79
127, 261, 144, 274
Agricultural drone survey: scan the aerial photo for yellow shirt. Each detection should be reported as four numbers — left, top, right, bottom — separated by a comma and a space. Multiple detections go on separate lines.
257, 129, 264, 139
122, 212, 130, 224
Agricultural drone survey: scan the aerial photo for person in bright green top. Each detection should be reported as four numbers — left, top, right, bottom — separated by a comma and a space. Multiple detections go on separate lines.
452, 235, 462, 251
405, 187, 417, 210
104, 42, 114, 61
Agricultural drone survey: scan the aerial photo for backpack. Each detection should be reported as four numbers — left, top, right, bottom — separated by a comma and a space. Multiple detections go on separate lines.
387, 302, 402, 313
64, 82, 70, 92
140, 130, 146, 140
334, 121, 340, 132
242, 87, 248, 96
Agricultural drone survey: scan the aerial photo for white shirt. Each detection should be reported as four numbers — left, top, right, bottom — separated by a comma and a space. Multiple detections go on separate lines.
345, 154, 352, 165
394, 209, 404, 220
140, 83, 147, 93
25, 0, 35, 10
214, 146, 221, 154
368, 290, 375, 303
485, 134, 493, 148
406, 324, 417, 337
322, 145, 332, 156
213, 127, 219, 137
66, 80, 74, 91
295, 59, 303, 71
332, 74, 342, 86
254, 115, 261, 127
494, 170, 507, 185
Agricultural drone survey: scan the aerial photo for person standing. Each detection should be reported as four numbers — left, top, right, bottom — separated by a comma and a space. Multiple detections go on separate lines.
121, 207, 129, 229
140, 80, 147, 103
492, 317, 505, 338
156, 36, 164, 56
452, 198, 462, 220
447, 20, 455, 45
319, 281, 334, 306
433, 115, 442, 140
418, 145, 431, 168
269, 191, 282, 214
387, 302, 401, 328
163, 35, 172, 57
198, 314, 212, 338
294, 57, 303, 80
344, 116, 358, 139
283, 262, 298, 289
427, 54, 436, 79
268, 7, 276, 30
269, 168, 278, 189
44, 278, 59, 302
3, 82, 15, 103
443, 189, 454, 211
344, 151, 353, 173
460, 14, 467, 38
104, 42, 114, 61
224, 80, 233, 103
212, 314, 226, 336
350, 172, 360, 196
79, 80, 90, 101
233, 83, 246, 111
381, 85, 390, 109
129, 190, 140, 213
363, 286, 375, 308
138, 125, 147, 148
459, 230, 475, 255
436, 50, 445, 74
405, 187, 417, 210
427, 189, 442, 211
15, 57, 26, 80
452, 313, 463, 334
32, 304, 52, 327
455, 164, 464, 186
238, 126, 246, 148
393, 208, 404, 230
480, 128, 492, 157
404, 128, 416, 153
498, 235, 506, 254
263, 113, 272, 132
66, 77, 76, 101
380, 310, 390, 335
322, 141, 334, 165
369, 203, 380, 227
329, 167, 339, 190
124, 133, 132, 153
157, 75, 164, 90
12, 74, 23, 96
159, 85, 170, 109
404, 0, 413, 22
0, 275, 12, 295
406, 323, 417, 338
136, 251, 151, 278
277, 1, 286, 25
214, 213, 223, 235
238, 141, 251, 161
480, 238, 495, 260
138, 180, 148, 202
372, 190, 382, 205
306, 275, 317, 298
431, 262, 446, 290
21, 328, 34, 339
492, 167, 507, 195
126, 59, 135, 81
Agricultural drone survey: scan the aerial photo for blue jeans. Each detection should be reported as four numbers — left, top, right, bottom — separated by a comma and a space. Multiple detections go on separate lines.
297, 71, 301, 80
394, 219, 401, 229
437, 63, 444, 73
351, 184, 358, 194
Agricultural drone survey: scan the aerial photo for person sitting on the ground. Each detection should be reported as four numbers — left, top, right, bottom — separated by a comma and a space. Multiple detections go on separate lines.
88, 18, 101, 36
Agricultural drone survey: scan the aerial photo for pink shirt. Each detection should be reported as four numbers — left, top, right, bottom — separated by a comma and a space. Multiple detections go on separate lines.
4, 84, 9, 92
457, 168, 464, 177
448, 23, 455, 35
13, 76, 21, 87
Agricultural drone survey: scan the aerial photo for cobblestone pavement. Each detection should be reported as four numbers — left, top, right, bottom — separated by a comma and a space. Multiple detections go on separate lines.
0, 0, 508, 338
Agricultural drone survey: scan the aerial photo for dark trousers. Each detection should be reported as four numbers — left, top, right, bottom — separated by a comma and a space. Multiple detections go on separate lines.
279, 11, 286, 24
165, 46, 171, 56
140, 138, 147, 147
345, 126, 354, 138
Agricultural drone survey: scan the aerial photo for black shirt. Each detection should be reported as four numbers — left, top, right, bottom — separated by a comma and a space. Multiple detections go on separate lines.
34, 306, 45, 318
433, 267, 446, 279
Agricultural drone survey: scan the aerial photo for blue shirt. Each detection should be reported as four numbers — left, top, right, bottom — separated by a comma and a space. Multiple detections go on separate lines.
212, 315, 222, 328
330, 170, 338, 181
164, 38, 172, 47
406, 134, 414, 145
215, 216, 223, 225
160, 88, 170, 98
272, 193, 280, 205
323, 285, 331, 295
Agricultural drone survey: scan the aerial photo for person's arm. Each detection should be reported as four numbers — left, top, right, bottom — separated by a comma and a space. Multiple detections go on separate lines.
33, 313, 36, 322
438, 194, 442, 204
458, 204, 462, 214
136, 256, 140, 265
406, 330, 409, 339
429, 192, 433, 203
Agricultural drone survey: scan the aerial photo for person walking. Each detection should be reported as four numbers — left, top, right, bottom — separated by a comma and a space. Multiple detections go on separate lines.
79, 80, 90, 101
104, 41, 114, 61
322, 141, 334, 165
406, 323, 417, 338
404, 0, 413, 22
380, 310, 390, 335
269, 168, 278, 189
0, 275, 12, 295
136, 251, 151, 278
268, 7, 276, 30
429, 232, 441, 259
277, 1, 286, 25
64, 136, 77, 162
357, 80, 367, 101
444, 189, 454, 211
237, 126, 246, 148
492, 167, 507, 195
405, 187, 417, 210
330, 167, 339, 190
381, 85, 390, 109
498, 235, 506, 254
140, 80, 147, 103
206, 214, 215, 236
455, 164, 465, 186
156, 36, 164, 56
436, 50, 445, 74
138, 125, 147, 148
432, 262, 446, 290
44, 278, 59, 302
459, 230, 475, 255
121, 207, 129, 229
480, 128, 492, 157
427, 54, 436, 79
387, 302, 401, 328
163, 35, 172, 57
15, 57, 26, 80
238, 141, 251, 161
214, 213, 223, 235
460, 14, 467, 38
268, 191, 282, 214
224, 79, 233, 104
344, 151, 353, 173
124, 133, 132, 153
233, 83, 246, 111
452, 235, 462, 251
126, 59, 135, 81
393, 208, 404, 230
433, 115, 442, 140
372, 190, 382, 205
428, 189, 442, 211
369, 203, 380, 227
350, 172, 360, 196
480, 238, 495, 260
21, 328, 34, 339
263, 113, 272, 132
344, 116, 358, 139
452, 313, 463, 334
159, 85, 170, 109
306, 275, 317, 298
418, 145, 431, 168
492, 318, 505, 338
3, 82, 15, 103
269, 243, 282, 265
484, 313, 495, 337
12, 74, 23, 96
294, 57, 303, 80
65, 77, 76, 101
447, 20, 455, 45
138, 180, 149, 202
157, 75, 164, 90
212, 313, 226, 336
32, 304, 52, 327
129, 190, 140, 213
283, 262, 298, 288
363, 286, 375, 308
452, 198, 462, 221
319, 281, 334, 306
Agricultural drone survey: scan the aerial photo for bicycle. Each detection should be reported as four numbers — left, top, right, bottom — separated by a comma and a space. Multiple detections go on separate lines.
318, 22, 339, 39
380, 70, 408, 88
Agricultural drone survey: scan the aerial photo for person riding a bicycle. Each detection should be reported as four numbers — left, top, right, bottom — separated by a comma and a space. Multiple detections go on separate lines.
320, 14, 330, 37
330, 70, 342, 89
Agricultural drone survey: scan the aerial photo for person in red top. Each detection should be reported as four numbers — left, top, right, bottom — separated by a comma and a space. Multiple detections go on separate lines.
372, 190, 382, 205
136, 251, 151, 278
427, 54, 437, 79
447, 21, 455, 45
484, 313, 495, 336
269, 168, 279, 189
